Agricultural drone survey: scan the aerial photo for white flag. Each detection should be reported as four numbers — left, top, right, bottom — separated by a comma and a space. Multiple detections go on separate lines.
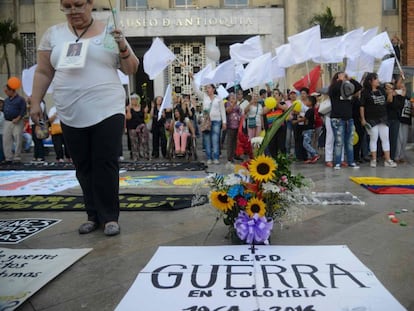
143, 38, 176, 80
342, 27, 364, 60
361, 31, 394, 59
216, 85, 229, 100
271, 56, 286, 79
363, 27, 379, 43
312, 36, 345, 64
23, 64, 54, 96
193, 63, 213, 89
345, 51, 375, 82
204, 59, 236, 85
117, 69, 129, 85
229, 36, 263, 64
240, 52, 272, 90
377, 58, 395, 83
288, 25, 321, 64
225, 64, 245, 90
275, 44, 297, 68
158, 84, 172, 121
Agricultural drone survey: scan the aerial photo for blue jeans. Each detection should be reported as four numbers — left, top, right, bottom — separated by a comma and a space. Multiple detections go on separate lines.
302, 129, 317, 158
203, 120, 221, 160
331, 118, 355, 166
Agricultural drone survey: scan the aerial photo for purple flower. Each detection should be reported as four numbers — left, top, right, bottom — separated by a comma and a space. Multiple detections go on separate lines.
234, 211, 273, 245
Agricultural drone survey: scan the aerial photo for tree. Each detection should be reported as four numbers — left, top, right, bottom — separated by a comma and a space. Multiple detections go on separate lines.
309, 7, 345, 38
0, 19, 23, 78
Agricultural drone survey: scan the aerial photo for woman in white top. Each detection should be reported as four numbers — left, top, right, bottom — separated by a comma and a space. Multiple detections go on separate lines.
189, 73, 226, 164
29, 0, 139, 236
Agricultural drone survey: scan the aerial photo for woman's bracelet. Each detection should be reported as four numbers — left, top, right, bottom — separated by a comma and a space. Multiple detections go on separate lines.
121, 53, 131, 59
119, 46, 128, 53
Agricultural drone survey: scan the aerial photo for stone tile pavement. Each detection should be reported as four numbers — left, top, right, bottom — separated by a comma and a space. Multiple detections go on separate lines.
2, 144, 414, 311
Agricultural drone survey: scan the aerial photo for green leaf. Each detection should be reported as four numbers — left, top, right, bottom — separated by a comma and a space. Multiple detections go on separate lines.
258, 105, 295, 156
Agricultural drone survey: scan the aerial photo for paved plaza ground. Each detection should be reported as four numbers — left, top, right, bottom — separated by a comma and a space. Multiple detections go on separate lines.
2, 143, 414, 311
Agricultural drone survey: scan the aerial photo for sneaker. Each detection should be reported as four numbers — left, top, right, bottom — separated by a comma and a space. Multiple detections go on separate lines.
213, 159, 220, 165
325, 161, 333, 168
78, 221, 99, 234
384, 159, 397, 167
334, 164, 341, 170
207, 159, 212, 165
370, 159, 377, 168
348, 163, 360, 169
104, 222, 120, 236
310, 155, 320, 163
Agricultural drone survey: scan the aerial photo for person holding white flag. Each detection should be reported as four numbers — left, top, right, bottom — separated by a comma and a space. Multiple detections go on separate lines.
189, 73, 226, 165
328, 71, 362, 170
150, 96, 168, 159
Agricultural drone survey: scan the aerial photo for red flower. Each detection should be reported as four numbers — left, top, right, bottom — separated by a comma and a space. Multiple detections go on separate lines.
236, 196, 248, 207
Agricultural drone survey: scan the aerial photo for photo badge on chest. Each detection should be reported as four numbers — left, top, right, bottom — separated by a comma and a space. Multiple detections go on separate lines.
57, 39, 89, 69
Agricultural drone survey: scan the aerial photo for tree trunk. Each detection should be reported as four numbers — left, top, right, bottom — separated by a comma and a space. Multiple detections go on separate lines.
2, 44, 11, 78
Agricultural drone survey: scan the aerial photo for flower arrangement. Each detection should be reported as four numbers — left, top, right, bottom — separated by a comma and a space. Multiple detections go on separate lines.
205, 104, 305, 245
206, 152, 304, 245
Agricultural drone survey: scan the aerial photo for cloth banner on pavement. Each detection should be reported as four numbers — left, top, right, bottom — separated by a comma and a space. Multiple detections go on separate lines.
0, 171, 78, 196
0, 247, 92, 311
0, 218, 61, 244
115, 245, 406, 311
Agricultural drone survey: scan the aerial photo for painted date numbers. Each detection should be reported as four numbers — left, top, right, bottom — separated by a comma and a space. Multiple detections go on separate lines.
183, 305, 316, 311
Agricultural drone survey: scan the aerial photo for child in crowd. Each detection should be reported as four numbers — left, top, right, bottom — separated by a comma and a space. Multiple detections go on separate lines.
298, 95, 320, 164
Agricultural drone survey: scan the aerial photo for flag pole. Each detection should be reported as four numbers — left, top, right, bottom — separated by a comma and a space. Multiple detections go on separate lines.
305, 61, 311, 87
394, 57, 405, 80
108, 0, 118, 29
321, 63, 325, 87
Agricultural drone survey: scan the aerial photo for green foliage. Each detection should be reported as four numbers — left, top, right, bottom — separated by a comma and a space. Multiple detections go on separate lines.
258, 105, 294, 156
274, 153, 304, 191
309, 7, 345, 38
0, 19, 23, 78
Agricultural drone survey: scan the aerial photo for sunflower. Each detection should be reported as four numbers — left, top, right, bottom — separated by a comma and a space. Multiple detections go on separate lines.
245, 197, 267, 217
249, 154, 277, 182
210, 191, 235, 212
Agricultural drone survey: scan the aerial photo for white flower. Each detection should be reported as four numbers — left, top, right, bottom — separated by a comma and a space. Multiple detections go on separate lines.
205, 173, 218, 185
262, 182, 281, 194
224, 174, 242, 186
250, 136, 264, 147
234, 166, 250, 182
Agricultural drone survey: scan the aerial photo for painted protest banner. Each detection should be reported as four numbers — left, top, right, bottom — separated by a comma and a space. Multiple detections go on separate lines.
0, 219, 61, 244
0, 247, 92, 311
0, 171, 78, 196
116, 245, 406, 311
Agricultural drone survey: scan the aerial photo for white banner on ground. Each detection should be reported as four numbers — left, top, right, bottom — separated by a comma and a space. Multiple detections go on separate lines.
0, 218, 61, 244
116, 245, 406, 311
0, 247, 92, 311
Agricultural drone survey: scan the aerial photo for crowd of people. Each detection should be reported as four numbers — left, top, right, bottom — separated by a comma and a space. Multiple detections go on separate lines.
2, 72, 413, 171
1, 68, 413, 239
0, 77, 71, 164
